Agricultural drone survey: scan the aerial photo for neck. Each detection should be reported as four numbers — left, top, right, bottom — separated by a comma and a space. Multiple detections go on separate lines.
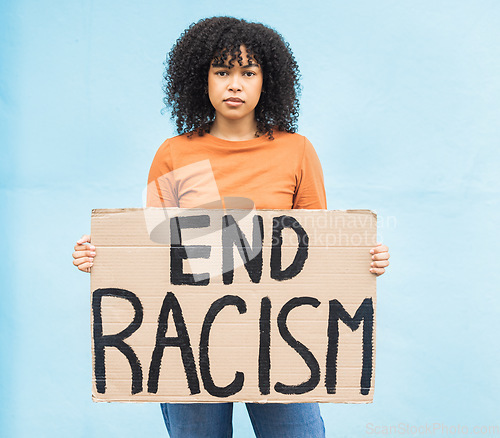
209, 113, 260, 141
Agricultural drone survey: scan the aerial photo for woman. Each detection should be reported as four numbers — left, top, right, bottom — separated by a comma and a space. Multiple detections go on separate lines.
73, 16, 390, 437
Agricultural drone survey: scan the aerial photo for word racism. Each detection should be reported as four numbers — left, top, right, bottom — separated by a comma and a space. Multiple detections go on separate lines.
90, 209, 376, 403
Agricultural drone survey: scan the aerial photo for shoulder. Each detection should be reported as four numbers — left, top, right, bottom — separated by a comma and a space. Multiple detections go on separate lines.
150, 133, 189, 170
271, 131, 310, 150
153, 132, 196, 156
159, 132, 191, 148
272, 131, 316, 156
272, 130, 305, 142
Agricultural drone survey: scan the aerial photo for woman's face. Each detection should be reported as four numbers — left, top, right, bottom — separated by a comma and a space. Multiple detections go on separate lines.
207, 46, 263, 124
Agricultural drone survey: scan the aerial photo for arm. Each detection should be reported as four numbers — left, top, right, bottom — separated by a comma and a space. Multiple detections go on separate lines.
72, 139, 177, 273
293, 137, 390, 276
292, 137, 327, 210
146, 139, 178, 208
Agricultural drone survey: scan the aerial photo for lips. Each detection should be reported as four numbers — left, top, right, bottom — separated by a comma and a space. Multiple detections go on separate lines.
224, 97, 244, 108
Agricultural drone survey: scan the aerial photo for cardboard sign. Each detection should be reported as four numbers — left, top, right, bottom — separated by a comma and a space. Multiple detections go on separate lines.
90, 208, 377, 403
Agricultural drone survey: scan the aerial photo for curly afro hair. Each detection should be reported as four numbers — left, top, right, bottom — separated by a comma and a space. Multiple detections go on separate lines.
163, 16, 301, 139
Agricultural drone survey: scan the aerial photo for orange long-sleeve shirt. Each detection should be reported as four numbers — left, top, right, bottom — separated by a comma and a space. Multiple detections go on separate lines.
147, 131, 327, 210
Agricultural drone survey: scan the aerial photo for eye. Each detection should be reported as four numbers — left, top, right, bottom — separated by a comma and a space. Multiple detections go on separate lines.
215, 71, 228, 77
243, 71, 256, 77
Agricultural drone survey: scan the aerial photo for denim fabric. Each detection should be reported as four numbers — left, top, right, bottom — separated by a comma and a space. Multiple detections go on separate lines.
160, 402, 326, 437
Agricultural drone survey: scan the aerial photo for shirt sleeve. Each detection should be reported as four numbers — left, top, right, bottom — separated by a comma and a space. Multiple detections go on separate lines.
292, 137, 327, 210
146, 139, 179, 208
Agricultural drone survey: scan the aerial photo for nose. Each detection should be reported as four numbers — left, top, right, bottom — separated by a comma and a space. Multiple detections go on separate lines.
228, 73, 242, 92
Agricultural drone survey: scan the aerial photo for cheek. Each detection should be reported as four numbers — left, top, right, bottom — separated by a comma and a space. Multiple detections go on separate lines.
256, 78, 264, 96
207, 74, 219, 92
206, 77, 213, 96
206, 81, 219, 106
254, 82, 264, 102
207, 92, 218, 109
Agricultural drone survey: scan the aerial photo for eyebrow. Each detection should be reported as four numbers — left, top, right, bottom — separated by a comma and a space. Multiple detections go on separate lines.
212, 62, 259, 68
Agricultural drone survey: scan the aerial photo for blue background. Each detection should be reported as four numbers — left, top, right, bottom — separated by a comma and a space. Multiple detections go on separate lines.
1, 1, 499, 437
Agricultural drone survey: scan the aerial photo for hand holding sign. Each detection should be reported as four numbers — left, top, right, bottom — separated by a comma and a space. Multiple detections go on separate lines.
369, 243, 390, 276
73, 234, 95, 273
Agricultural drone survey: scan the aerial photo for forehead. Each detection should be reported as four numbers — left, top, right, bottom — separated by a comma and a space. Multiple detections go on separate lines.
211, 45, 259, 68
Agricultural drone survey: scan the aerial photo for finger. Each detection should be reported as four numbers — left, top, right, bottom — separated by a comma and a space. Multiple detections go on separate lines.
72, 249, 96, 260
369, 267, 385, 276
77, 260, 93, 273
73, 256, 94, 267
371, 252, 390, 261
76, 234, 91, 245
370, 244, 388, 254
74, 242, 95, 251
371, 260, 389, 268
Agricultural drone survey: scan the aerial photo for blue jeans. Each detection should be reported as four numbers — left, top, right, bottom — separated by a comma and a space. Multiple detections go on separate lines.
160, 402, 326, 437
